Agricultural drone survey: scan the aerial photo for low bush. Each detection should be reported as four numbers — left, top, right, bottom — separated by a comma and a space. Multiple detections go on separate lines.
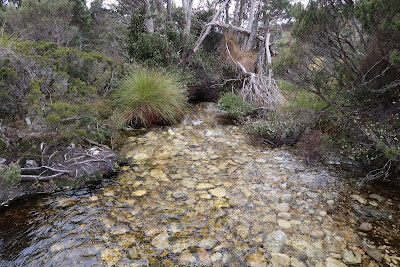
217, 92, 254, 119
111, 68, 187, 126
295, 130, 327, 162
0, 36, 122, 155
0, 163, 20, 185
245, 112, 304, 146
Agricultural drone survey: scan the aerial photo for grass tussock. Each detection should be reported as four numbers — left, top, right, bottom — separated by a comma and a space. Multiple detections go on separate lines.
111, 68, 187, 126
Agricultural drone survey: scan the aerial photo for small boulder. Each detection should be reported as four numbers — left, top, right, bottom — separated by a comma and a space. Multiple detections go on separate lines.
342, 249, 361, 264
264, 230, 287, 253
326, 257, 348, 267
179, 250, 196, 265
359, 222, 373, 232
366, 248, 383, 262
270, 253, 290, 267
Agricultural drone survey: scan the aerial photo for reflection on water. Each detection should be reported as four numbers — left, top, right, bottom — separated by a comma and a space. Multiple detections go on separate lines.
0, 103, 399, 266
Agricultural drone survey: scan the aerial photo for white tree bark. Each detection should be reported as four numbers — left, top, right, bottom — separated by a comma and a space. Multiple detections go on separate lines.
266, 31, 271, 65
143, 0, 154, 33
183, 0, 194, 38
247, 0, 257, 30
266, 31, 272, 86
225, 0, 230, 24
245, 7, 259, 50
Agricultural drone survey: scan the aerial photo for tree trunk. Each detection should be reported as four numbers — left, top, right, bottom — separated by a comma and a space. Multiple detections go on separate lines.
266, 30, 272, 86
143, 0, 154, 33
256, 18, 270, 76
183, 0, 194, 39
233, 0, 240, 26
238, 0, 245, 26
225, 0, 230, 24
245, 8, 259, 50
167, 0, 172, 21
247, 0, 257, 30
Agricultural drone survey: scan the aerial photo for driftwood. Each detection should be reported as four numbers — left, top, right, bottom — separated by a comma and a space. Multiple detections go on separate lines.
20, 146, 118, 182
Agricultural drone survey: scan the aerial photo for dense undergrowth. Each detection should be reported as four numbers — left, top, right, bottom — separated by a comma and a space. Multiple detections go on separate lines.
0, 36, 121, 149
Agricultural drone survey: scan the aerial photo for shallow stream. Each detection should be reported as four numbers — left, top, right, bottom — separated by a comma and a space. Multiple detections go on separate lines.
0, 103, 399, 266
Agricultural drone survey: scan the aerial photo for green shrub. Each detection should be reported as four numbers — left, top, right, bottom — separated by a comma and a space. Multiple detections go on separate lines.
128, 33, 177, 67
217, 92, 254, 119
0, 163, 20, 185
111, 68, 187, 126
245, 113, 301, 140
277, 80, 327, 112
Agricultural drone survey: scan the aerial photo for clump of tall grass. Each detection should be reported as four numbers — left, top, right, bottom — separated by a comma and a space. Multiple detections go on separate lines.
111, 68, 187, 126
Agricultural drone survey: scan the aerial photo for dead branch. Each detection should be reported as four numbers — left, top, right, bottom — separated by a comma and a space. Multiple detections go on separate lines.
225, 42, 284, 109
21, 165, 69, 174
208, 21, 265, 42
20, 172, 67, 182
84, 138, 110, 150
192, 0, 230, 54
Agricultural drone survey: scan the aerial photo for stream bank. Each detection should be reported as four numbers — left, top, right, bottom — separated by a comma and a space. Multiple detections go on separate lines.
0, 103, 399, 266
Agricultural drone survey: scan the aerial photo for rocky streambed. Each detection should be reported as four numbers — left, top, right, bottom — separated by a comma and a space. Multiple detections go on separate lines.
0, 103, 399, 266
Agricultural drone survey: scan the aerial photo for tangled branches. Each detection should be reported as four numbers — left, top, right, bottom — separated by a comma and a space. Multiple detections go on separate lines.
225, 42, 283, 109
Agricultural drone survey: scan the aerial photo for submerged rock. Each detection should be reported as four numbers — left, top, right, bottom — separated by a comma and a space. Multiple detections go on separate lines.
151, 233, 169, 250
275, 203, 290, 212
359, 222, 373, 232
179, 250, 196, 265
209, 188, 227, 198
326, 257, 348, 267
270, 253, 290, 267
342, 249, 361, 264
264, 231, 287, 253
198, 238, 218, 249
246, 252, 267, 267
366, 248, 383, 262
101, 248, 122, 266
197, 248, 211, 265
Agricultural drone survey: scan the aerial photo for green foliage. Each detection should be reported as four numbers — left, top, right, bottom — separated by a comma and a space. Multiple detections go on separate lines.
0, 163, 20, 185
277, 80, 327, 112
217, 92, 254, 119
272, 40, 304, 77
14, 41, 118, 93
390, 50, 400, 66
111, 68, 187, 126
376, 142, 400, 161
1, 0, 78, 46
0, 37, 121, 146
277, 0, 400, 178
0, 55, 19, 117
128, 33, 177, 67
